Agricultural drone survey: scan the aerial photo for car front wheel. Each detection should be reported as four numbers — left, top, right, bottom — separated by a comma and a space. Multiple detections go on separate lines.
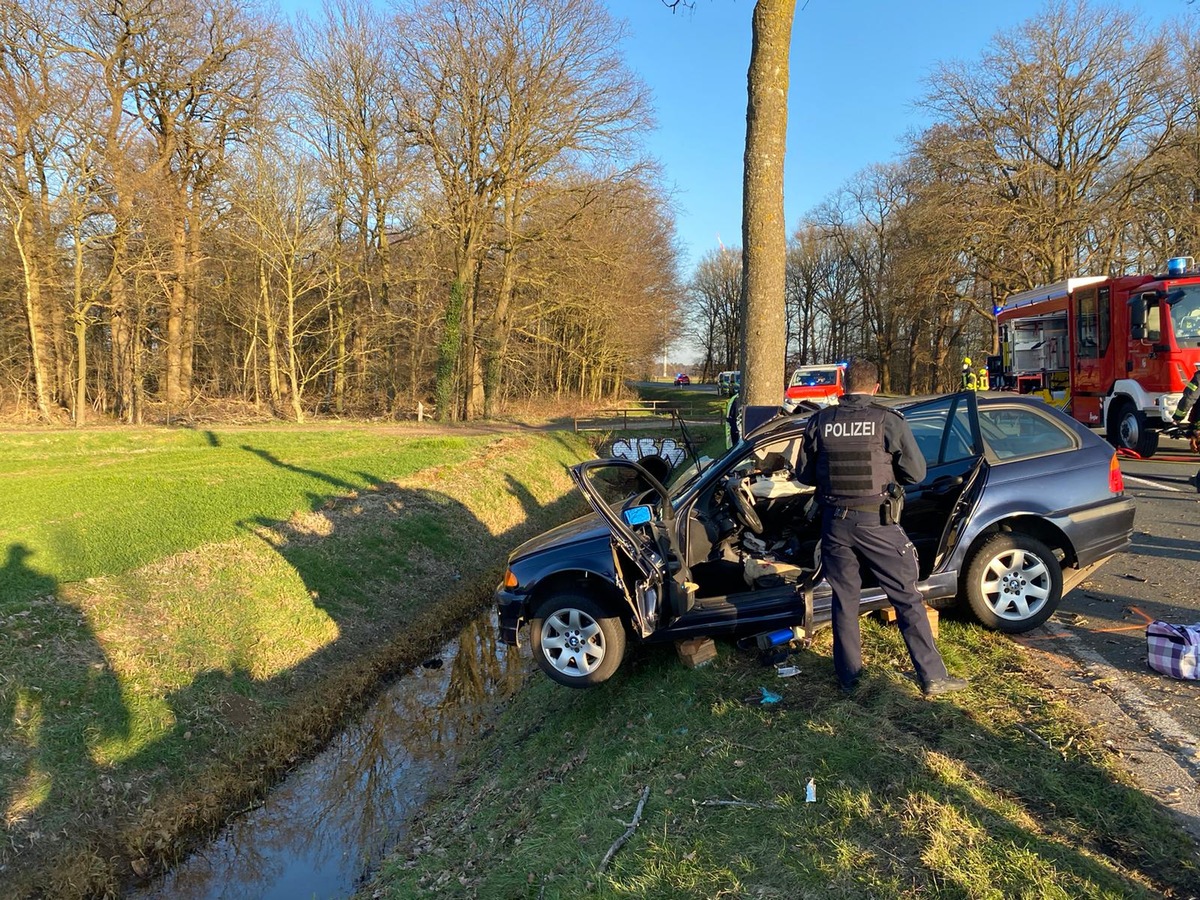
530, 593, 626, 688
964, 533, 1062, 633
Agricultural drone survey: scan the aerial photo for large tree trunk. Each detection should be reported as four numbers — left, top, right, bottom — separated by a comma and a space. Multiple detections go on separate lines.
259, 259, 281, 411
284, 272, 305, 423
9, 198, 52, 419
435, 280, 465, 422
464, 263, 484, 419
739, 0, 795, 410
165, 209, 187, 412
71, 234, 88, 425
483, 198, 519, 419
180, 199, 201, 401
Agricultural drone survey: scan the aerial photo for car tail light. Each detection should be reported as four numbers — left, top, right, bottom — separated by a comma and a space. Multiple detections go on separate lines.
1109, 454, 1124, 493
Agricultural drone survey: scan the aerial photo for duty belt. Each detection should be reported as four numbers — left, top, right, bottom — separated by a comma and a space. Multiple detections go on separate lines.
829, 505, 884, 521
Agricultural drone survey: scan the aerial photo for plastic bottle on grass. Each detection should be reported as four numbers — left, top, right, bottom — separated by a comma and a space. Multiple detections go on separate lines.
755, 625, 804, 650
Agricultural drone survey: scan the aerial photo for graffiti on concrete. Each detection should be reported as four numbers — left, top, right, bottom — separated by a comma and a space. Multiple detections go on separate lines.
605, 436, 687, 468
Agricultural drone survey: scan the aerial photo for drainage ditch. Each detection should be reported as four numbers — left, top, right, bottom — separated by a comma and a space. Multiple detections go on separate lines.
132, 611, 528, 899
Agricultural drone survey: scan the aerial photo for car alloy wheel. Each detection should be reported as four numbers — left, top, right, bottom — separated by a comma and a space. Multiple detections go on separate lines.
531, 593, 625, 688
964, 532, 1062, 633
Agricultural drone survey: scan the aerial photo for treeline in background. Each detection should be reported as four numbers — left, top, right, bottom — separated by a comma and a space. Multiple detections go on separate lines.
0, 0, 680, 424
6, 0, 1200, 424
684, 1, 1200, 395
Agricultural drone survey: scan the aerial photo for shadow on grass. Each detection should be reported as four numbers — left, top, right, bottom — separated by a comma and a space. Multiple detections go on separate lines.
0, 544, 130, 869
239, 444, 363, 494
452, 639, 1198, 898
0, 434, 591, 897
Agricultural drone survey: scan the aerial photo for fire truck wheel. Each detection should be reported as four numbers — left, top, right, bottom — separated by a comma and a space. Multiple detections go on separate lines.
1106, 399, 1159, 458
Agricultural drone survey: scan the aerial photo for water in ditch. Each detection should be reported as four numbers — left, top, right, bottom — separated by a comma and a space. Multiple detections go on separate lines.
132, 610, 529, 900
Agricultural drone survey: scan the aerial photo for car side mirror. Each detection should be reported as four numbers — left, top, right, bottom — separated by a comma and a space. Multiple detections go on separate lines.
1131, 292, 1151, 340
622, 505, 653, 526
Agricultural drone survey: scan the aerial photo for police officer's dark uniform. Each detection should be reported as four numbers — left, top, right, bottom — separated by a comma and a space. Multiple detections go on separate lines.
797, 386, 965, 695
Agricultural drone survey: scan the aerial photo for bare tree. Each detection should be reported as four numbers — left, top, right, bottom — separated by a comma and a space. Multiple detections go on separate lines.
685, 246, 742, 380
293, 0, 410, 414
396, 0, 649, 420
920, 0, 1176, 287
0, 0, 70, 419
126, 0, 274, 412
231, 142, 337, 422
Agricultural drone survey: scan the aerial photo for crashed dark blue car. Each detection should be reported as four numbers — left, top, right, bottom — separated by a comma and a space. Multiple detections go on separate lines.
497, 392, 1135, 687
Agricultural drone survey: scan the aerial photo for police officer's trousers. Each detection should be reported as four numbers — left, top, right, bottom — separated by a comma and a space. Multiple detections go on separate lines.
821, 510, 948, 688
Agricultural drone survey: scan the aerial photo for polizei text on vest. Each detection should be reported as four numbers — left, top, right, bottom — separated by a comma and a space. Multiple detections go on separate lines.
824, 421, 877, 437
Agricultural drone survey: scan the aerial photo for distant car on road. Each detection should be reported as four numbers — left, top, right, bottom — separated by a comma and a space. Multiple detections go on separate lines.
496, 391, 1135, 687
673, 373, 690, 386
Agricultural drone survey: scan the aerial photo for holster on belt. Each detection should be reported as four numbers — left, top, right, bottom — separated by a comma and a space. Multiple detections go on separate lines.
883, 482, 904, 525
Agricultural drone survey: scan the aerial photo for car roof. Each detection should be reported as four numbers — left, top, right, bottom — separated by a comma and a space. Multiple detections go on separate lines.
744, 391, 1089, 442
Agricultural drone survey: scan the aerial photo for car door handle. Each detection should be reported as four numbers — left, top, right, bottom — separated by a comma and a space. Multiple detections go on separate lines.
926, 475, 964, 493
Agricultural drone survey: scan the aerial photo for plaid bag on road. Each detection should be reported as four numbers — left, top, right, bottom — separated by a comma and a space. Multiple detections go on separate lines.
1146, 620, 1200, 680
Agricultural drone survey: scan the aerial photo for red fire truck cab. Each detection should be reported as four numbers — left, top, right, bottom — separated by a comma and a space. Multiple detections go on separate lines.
997, 257, 1200, 458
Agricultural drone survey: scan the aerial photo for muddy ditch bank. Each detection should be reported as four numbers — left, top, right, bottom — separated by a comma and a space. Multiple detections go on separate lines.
129, 609, 528, 899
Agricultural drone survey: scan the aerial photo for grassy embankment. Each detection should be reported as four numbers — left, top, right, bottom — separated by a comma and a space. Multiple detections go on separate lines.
368, 390, 1200, 898
0, 424, 601, 896
372, 624, 1200, 899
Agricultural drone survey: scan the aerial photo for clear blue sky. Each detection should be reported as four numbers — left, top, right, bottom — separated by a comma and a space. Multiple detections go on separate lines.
612, 0, 1194, 272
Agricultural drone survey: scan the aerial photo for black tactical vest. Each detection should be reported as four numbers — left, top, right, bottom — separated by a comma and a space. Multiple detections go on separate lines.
811, 402, 895, 508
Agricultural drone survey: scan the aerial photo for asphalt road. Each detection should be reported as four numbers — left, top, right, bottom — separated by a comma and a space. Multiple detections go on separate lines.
1013, 433, 1200, 839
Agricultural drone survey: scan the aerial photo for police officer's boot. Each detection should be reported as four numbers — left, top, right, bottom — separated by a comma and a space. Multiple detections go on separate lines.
922, 675, 969, 697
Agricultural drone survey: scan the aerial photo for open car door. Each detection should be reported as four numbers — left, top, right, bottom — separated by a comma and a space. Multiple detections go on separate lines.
898, 391, 988, 576
569, 459, 680, 637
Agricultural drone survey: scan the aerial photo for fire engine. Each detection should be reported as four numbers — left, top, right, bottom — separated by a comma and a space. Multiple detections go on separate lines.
996, 257, 1200, 458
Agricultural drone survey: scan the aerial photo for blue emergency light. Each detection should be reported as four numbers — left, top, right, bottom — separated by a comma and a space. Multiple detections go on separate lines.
1167, 256, 1194, 277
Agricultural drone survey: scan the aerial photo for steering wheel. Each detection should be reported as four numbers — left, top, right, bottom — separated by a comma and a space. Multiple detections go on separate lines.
725, 475, 764, 534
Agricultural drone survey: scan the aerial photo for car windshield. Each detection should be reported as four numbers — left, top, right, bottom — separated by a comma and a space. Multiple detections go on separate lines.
790, 368, 837, 387
665, 455, 714, 494
1167, 285, 1200, 342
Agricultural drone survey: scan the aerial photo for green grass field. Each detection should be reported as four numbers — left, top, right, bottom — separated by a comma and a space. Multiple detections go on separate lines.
0, 425, 596, 895
0, 428, 483, 594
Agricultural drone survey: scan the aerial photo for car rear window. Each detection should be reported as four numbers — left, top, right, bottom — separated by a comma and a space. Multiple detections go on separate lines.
978, 406, 1078, 460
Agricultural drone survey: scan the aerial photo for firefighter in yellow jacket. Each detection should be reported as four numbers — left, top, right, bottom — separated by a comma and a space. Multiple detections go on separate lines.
961, 358, 977, 391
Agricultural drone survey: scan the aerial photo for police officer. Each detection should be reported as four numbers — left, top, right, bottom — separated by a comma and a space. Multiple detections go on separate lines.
961, 357, 976, 391
796, 359, 967, 697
